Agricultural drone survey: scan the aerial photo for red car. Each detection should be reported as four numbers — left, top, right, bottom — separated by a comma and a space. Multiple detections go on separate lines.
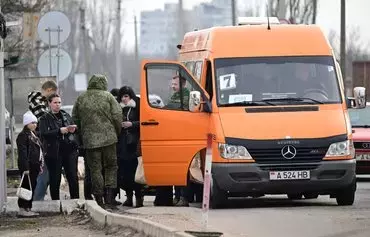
349, 103, 370, 174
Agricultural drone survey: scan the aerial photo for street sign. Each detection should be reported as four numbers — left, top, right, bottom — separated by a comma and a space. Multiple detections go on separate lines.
23, 12, 40, 40
37, 11, 71, 46
37, 48, 72, 82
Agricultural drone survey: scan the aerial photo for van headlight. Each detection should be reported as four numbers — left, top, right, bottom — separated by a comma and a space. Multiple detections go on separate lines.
325, 140, 354, 157
218, 143, 252, 159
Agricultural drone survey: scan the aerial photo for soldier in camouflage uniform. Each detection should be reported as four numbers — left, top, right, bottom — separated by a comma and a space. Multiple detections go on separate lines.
166, 75, 190, 110
72, 74, 122, 208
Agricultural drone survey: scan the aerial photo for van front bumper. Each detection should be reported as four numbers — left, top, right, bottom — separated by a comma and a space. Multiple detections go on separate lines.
212, 160, 356, 195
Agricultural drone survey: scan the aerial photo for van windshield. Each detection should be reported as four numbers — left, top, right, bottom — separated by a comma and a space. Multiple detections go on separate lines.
215, 56, 342, 106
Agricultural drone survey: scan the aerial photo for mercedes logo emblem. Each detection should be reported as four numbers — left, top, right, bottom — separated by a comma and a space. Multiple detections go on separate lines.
281, 145, 297, 159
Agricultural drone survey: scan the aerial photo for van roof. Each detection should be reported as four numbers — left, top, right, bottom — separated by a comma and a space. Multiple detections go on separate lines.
179, 24, 332, 58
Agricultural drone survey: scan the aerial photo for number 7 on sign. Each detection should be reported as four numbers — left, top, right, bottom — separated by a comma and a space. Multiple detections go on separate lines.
219, 74, 236, 91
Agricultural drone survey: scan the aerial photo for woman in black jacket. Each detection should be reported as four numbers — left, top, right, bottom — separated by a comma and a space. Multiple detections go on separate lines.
39, 93, 79, 200
117, 86, 143, 207
16, 111, 44, 217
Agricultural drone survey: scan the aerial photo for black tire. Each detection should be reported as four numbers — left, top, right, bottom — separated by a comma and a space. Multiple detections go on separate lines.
304, 194, 319, 199
287, 194, 303, 200
336, 180, 356, 206
5, 128, 11, 144
210, 178, 228, 209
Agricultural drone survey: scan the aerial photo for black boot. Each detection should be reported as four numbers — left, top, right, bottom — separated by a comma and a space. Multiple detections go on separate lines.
104, 188, 118, 210
123, 191, 134, 207
94, 195, 104, 208
135, 191, 144, 208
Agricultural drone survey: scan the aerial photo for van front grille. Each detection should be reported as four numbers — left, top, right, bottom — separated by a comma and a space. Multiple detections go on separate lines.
249, 147, 327, 164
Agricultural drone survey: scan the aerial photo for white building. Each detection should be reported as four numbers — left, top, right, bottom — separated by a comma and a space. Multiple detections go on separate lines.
139, 0, 233, 57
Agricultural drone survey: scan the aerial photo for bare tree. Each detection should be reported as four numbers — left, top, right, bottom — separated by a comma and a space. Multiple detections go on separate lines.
328, 27, 370, 79
2, 0, 53, 73
84, 0, 116, 84
269, 0, 318, 24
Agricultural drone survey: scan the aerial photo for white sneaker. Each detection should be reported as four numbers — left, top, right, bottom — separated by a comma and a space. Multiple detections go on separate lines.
18, 208, 34, 217
18, 208, 27, 216
18, 208, 39, 217
26, 208, 40, 217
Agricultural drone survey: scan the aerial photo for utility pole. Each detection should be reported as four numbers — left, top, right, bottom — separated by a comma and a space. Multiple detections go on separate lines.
0, 0, 7, 213
312, 0, 317, 24
178, 0, 184, 43
134, 15, 138, 64
115, 0, 122, 88
80, 4, 90, 78
340, 0, 346, 90
231, 0, 236, 26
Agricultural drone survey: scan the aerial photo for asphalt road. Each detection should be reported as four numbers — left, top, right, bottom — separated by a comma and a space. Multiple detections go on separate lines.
204, 176, 370, 237
121, 176, 370, 237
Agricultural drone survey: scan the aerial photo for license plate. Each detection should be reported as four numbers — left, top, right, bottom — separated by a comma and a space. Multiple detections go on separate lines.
269, 170, 310, 180
356, 154, 370, 160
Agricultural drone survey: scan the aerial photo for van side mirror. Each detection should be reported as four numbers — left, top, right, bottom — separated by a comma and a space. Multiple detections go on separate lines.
189, 91, 201, 112
353, 87, 366, 109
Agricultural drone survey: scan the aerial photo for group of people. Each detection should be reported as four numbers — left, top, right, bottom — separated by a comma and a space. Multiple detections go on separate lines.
16, 75, 142, 216
16, 73, 204, 217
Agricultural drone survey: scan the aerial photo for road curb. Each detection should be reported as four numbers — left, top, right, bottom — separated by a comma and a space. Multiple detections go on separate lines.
4, 198, 202, 237
4, 197, 79, 214
84, 200, 195, 237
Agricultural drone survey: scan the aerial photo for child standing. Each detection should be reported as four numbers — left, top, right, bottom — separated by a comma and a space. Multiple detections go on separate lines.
16, 111, 44, 217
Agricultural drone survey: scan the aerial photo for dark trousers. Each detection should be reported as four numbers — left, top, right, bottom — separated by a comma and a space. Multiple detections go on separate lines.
119, 158, 142, 198
46, 149, 79, 200
18, 166, 39, 209
187, 182, 203, 203
154, 186, 173, 206
84, 162, 93, 200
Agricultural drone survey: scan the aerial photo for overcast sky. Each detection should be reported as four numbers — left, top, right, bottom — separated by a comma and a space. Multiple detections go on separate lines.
119, 0, 370, 52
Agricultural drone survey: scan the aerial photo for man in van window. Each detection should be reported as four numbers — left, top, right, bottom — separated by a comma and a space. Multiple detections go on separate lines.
167, 74, 190, 110
295, 63, 327, 99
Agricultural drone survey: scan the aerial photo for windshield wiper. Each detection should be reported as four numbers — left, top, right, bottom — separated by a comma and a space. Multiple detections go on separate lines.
222, 100, 275, 107
262, 97, 324, 104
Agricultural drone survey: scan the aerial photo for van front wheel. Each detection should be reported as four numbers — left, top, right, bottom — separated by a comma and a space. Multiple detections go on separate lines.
336, 180, 356, 206
210, 178, 228, 209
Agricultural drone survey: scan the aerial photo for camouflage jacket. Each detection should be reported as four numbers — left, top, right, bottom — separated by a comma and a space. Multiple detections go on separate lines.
72, 74, 122, 149
168, 88, 190, 110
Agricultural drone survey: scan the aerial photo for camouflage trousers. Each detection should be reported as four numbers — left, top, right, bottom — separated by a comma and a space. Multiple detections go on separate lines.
85, 144, 118, 196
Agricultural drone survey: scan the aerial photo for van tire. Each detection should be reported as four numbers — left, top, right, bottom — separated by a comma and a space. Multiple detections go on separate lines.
304, 194, 319, 199
287, 194, 302, 200
210, 178, 227, 209
5, 128, 11, 144
336, 180, 356, 206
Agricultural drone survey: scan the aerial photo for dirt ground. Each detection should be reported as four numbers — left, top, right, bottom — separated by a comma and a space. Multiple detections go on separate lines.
0, 210, 145, 237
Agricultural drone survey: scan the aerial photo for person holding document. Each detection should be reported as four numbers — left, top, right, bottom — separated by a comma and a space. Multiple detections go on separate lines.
39, 93, 80, 200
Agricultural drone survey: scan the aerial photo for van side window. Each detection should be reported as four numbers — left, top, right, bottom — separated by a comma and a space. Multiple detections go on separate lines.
194, 61, 203, 82
205, 61, 213, 100
146, 65, 197, 111
185, 61, 195, 75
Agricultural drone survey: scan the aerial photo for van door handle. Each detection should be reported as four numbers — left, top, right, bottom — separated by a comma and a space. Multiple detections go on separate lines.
141, 121, 159, 126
